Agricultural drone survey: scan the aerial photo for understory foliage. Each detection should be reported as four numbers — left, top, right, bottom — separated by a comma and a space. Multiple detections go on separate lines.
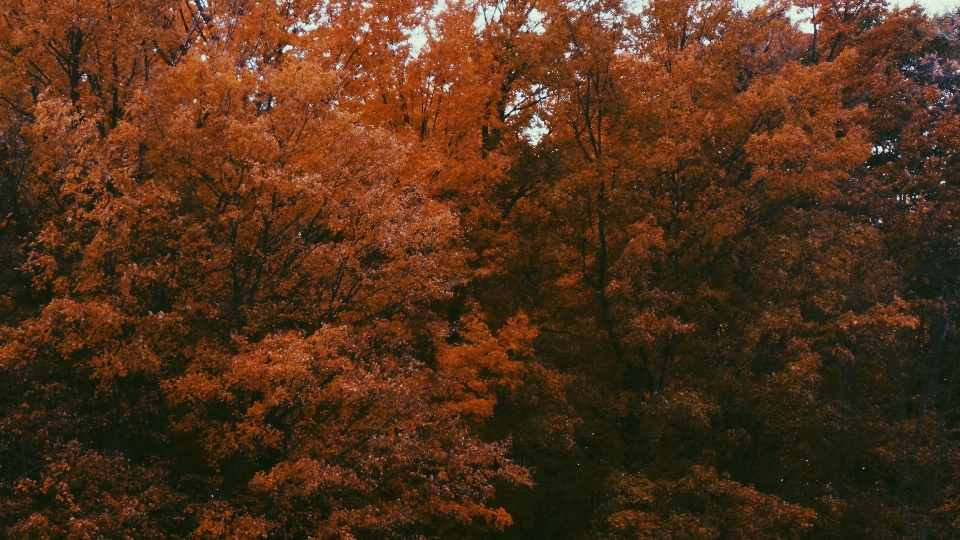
1, 0, 960, 538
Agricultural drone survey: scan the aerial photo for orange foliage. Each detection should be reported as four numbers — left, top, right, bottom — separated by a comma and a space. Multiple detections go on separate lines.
3, 0, 960, 538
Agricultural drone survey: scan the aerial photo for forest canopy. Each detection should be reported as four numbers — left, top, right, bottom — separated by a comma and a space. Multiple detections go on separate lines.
2, 0, 960, 538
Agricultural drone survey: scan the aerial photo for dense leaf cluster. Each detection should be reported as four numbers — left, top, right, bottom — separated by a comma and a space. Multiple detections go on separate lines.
2, 0, 960, 538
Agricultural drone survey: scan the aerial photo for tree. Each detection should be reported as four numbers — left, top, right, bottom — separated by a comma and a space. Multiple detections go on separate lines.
4, 0, 960, 537
0, 1, 529, 537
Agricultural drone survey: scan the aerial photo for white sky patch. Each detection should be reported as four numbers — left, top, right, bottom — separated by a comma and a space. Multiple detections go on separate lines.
476, 1, 500, 31
524, 113, 549, 146
409, 26, 429, 57
409, 0, 448, 58
878, 0, 956, 12
625, 0, 956, 16
735, 0, 958, 13
523, 8, 547, 34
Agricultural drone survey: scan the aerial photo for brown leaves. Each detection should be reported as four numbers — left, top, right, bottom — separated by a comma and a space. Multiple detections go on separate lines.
4, 0, 960, 537
599, 466, 816, 539
131, 49, 468, 336
0, 2, 530, 535
2, 441, 182, 539
437, 311, 536, 419
165, 328, 529, 537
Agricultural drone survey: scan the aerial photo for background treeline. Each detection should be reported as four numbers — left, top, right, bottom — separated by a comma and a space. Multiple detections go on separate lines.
2, 0, 960, 538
